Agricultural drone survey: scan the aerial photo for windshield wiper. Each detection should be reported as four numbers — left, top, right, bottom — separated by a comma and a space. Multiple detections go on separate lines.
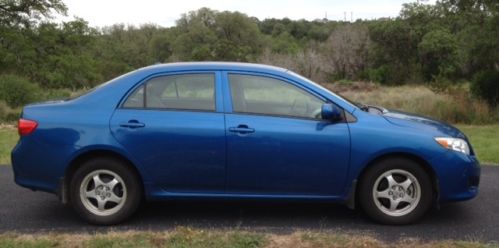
357, 103, 388, 114
357, 102, 369, 112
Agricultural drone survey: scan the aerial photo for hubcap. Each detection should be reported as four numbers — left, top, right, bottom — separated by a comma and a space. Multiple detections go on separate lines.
79, 169, 127, 216
372, 169, 421, 217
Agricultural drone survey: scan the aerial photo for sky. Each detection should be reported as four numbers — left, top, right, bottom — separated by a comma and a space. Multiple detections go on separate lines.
57, 0, 436, 27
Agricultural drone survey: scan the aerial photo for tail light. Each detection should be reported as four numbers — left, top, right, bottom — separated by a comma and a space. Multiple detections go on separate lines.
18, 118, 38, 136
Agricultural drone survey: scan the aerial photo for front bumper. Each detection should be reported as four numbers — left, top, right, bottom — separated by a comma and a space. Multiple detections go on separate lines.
430, 151, 480, 202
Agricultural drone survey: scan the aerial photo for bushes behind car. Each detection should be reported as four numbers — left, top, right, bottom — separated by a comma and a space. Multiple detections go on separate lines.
0, 74, 41, 108
471, 70, 499, 109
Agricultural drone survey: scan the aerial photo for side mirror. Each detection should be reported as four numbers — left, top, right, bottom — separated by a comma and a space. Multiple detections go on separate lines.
321, 103, 343, 121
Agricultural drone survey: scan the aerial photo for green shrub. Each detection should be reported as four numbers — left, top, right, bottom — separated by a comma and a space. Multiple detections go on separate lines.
471, 70, 499, 108
365, 66, 388, 84
0, 101, 7, 121
0, 75, 41, 107
0, 101, 21, 123
429, 74, 453, 93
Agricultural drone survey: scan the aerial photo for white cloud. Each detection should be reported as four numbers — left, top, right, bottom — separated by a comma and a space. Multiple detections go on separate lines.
58, 0, 435, 27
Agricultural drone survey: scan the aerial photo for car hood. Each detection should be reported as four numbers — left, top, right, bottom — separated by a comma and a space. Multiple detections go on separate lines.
382, 109, 466, 139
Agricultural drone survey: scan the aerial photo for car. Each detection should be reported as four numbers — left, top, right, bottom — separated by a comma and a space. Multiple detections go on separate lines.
11, 62, 480, 225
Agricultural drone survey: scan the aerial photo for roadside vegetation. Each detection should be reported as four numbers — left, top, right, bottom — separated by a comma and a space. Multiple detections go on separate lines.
334, 82, 498, 125
456, 125, 499, 164
0, 1, 497, 246
0, 0, 498, 124
0, 126, 16, 165
0, 228, 495, 248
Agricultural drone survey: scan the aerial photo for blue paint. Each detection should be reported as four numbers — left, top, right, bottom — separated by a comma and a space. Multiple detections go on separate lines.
11, 62, 479, 204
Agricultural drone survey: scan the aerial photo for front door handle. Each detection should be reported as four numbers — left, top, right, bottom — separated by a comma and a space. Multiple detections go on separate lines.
120, 120, 145, 129
229, 125, 255, 134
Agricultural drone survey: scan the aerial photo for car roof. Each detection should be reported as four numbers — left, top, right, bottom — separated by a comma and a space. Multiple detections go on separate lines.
139, 62, 289, 74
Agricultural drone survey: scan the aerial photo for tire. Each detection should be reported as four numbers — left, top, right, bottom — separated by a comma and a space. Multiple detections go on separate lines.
69, 157, 142, 225
358, 157, 433, 225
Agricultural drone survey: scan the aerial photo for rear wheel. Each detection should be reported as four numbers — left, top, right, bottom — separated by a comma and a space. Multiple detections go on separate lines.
358, 157, 433, 224
70, 157, 141, 225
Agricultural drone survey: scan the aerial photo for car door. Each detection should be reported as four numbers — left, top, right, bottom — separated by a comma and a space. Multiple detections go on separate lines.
224, 72, 351, 196
110, 72, 226, 193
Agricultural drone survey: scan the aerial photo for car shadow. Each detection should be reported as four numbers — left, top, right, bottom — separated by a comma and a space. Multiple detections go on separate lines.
3, 191, 484, 242
113, 199, 478, 241
4, 167, 493, 241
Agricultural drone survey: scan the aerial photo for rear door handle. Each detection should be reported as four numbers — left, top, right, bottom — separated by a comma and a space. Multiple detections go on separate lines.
120, 120, 145, 129
229, 125, 255, 134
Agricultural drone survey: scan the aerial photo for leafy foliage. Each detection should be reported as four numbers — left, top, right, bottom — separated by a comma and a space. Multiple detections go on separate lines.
472, 70, 499, 108
0, 74, 40, 107
0, 0, 67, 27
0, 0, 497, 109
172, 8, 263, 61
418, 29, 461, 80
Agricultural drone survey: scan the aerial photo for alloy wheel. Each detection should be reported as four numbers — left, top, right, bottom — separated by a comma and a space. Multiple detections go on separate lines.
79, 169, 127, 217
372, 169, 421, 217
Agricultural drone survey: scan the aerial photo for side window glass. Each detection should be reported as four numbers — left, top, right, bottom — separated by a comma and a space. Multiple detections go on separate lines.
123, 74, 216, 111
228, 74, 325, 119
123, 85, 144, 108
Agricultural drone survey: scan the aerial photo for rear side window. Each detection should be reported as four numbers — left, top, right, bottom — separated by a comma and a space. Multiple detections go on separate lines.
123, 74, 215, 111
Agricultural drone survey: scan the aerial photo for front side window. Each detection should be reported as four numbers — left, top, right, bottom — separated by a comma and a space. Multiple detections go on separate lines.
123, 74, 215, 111
228, 74, 325, 119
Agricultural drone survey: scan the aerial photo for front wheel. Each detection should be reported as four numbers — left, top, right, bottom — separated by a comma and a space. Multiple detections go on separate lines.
358, 158, 433, 224
70, 157, 142, 225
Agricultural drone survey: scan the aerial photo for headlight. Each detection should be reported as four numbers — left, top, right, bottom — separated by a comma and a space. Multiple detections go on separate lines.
435, 137, 470, 155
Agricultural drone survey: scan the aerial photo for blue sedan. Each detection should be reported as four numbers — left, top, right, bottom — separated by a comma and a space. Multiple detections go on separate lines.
11, 62, 480, 225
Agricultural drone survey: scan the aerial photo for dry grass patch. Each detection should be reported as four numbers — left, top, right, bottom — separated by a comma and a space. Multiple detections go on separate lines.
0, 228, 495, 248
324, 82, 497, 124
267, 231, 383, 248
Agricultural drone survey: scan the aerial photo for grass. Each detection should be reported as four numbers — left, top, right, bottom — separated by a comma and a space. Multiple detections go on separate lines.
457, 125, 499, 164
0, 126, 17, 165
0, 228, 495, 248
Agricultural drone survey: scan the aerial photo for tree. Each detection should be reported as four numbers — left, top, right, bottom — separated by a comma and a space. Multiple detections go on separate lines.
172, 8, 263, 61
418, 29, 461, 80
368, 19, 419, 84
172, 8, 220, 60
0, 0, 67, 27
257, 47, 328, 83
0, 0, 496, 97
212, 10, 263, 61
471, 70, 499, 108
0, 74, 40, 107
323, 24, 370, 80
